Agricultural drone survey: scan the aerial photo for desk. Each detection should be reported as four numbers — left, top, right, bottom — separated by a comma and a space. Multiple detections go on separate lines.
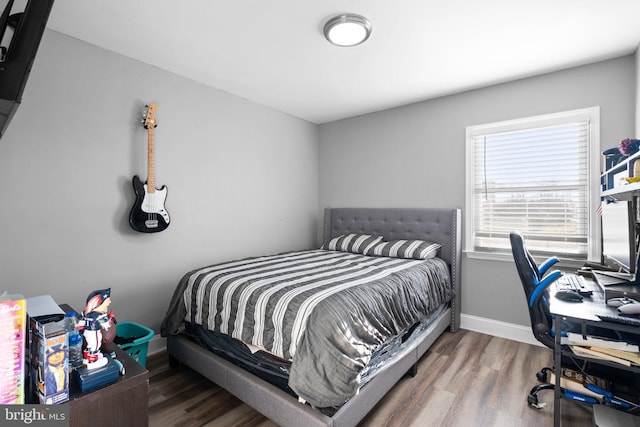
550, 282, 640, 426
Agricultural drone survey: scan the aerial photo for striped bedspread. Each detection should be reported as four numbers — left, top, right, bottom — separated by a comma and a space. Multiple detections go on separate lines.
161, 249, 452, 407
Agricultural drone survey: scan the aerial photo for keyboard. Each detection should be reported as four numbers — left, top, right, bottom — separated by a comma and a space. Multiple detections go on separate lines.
596, 313, 640, 327
555, 274, 592, 296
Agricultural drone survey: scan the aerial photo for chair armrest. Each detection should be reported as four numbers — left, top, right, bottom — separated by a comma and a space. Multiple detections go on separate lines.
538, 256, 559, 277
529, 270, 562, 307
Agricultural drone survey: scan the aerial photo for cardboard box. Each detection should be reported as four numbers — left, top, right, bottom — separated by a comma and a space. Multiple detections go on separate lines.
29, 316, 69, 404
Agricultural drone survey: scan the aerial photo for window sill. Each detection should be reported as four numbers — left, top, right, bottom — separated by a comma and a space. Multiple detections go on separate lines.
464, 250, 586, 270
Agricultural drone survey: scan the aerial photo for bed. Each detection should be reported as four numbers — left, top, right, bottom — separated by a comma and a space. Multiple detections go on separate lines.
161, 207, 461, 427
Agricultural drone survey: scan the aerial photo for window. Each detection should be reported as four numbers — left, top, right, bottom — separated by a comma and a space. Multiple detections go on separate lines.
465, 107, 600, 262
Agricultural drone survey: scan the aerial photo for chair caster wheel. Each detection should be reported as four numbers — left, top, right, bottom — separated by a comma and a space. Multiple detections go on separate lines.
536, 367, 551, 383
528, 382, 554, 409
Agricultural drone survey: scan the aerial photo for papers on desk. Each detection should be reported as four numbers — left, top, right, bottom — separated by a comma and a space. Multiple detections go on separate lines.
570, 346, 637, 367
563, 332, 639, 352
564, 332, 640, 367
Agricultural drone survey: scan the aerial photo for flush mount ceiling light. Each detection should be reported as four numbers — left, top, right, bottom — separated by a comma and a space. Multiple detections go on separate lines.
323, 14, 372, 47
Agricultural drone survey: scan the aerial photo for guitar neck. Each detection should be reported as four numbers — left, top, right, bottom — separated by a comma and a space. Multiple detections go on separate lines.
147, 125, 156, 192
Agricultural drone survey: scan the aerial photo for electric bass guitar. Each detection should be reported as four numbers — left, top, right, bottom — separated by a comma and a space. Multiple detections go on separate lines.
129, 103, 170, 233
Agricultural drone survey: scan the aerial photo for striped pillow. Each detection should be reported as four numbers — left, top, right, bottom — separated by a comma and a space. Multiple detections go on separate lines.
326, 234, 383, 255
369, 239, 441, 260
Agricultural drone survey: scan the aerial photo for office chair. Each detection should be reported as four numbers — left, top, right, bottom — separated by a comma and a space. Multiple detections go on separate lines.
510, 231, 561, 348
509, 231, 566, 407
510, 231, 639, 411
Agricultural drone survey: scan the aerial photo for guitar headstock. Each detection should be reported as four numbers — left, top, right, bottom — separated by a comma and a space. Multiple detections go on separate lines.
142, 103, 158, 129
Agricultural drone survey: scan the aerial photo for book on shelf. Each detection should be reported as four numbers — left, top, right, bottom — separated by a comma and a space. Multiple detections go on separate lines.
585, 346, 640, 365
570, 345, 636, 367
563, 332, 640, 352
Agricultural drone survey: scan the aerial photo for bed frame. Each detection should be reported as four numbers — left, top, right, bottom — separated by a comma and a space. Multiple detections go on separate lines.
167, 207, 462, 427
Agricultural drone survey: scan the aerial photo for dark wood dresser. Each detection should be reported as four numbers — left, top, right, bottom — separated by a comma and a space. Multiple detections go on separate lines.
62, 304, 149, 427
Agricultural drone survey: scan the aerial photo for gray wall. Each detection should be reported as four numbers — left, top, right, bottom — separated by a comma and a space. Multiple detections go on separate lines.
318, 56, 636, 327
0, 30, 318, 331
1, 28, 636, 334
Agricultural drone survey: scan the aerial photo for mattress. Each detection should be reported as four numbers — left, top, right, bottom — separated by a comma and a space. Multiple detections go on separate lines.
186, 303, 447, 414
162, 249, 452, 408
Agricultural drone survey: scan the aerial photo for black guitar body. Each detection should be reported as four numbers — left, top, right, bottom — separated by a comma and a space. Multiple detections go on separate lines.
129, 175, 170, 233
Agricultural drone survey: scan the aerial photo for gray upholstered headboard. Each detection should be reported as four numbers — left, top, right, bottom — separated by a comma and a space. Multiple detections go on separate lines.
322, 207, 462, 331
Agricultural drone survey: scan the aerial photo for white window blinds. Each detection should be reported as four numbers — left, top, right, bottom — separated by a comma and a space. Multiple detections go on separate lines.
466, 107, 600, 261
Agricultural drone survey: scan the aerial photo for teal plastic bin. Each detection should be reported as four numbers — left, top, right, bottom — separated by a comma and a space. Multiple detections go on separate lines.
115, 321, 154, 367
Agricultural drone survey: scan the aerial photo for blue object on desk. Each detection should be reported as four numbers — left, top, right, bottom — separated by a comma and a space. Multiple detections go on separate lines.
73, 354, 120, 393
111, 354, 125, 376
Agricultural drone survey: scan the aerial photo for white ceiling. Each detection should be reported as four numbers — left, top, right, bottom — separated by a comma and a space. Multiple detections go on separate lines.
44, 0, 640, 124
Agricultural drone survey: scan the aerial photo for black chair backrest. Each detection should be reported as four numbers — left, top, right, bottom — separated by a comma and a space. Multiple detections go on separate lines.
509, 231, 556, 349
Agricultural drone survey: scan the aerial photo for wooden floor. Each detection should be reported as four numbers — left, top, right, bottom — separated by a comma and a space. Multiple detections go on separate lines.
147, 329, 593, 426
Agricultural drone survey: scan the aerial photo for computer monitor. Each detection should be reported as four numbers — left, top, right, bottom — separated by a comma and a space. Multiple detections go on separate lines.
601, 200, 637, 275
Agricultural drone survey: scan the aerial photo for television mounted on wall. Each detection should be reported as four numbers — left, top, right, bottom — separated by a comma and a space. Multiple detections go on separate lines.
0, 0, 54, 139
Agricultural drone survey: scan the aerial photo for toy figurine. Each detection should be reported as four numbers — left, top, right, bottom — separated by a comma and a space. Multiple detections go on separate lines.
45, 343, 68, 394
78, 288, 116, 370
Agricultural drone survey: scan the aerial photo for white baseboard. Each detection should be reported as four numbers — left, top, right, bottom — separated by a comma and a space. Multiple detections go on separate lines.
460, 313, 542, 347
